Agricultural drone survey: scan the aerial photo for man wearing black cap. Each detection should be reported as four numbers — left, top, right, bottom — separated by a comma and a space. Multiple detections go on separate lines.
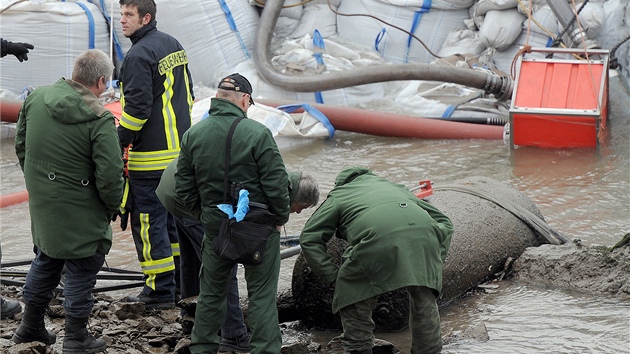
174, 73, 290, 354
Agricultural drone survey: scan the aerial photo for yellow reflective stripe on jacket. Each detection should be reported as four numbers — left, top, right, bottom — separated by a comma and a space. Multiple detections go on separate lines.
139, 257, 176, 275
162, 71, 179, 150
118, 82, 148, 131
127, 149, 180, 171
183, 64, 193, 116
120, 178, 130, 213
120, 111, 147, 131
171, 242, 180, 257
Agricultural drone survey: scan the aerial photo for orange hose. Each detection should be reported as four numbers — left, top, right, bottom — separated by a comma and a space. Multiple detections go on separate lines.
0, 98, 23, 123
9, 97, 504, 139
0, 190, 29, 208
258, 99, 504, 140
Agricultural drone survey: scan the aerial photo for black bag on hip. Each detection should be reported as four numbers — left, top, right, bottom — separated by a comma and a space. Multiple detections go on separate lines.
212, 203, 276, 266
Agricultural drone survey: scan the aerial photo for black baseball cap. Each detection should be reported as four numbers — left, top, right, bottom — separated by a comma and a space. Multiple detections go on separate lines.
218, 73, 254, 105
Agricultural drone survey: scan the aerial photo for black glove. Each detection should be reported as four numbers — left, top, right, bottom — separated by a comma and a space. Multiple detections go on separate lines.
112, 176, 132, 231
112, 211, 130, 231
4, 41, 34, 62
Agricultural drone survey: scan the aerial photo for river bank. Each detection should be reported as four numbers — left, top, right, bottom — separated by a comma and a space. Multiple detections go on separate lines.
1, 240, 628, 354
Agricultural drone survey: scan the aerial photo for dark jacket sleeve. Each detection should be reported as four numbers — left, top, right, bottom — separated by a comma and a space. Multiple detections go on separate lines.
118, 56, 153, 147
14, 101, 28, 170
299, 197, 340, 285
1, 38, 7, 57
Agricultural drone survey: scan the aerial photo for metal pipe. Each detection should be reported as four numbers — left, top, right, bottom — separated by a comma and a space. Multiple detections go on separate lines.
280, 245, 301, 260
546, 0, 600, 50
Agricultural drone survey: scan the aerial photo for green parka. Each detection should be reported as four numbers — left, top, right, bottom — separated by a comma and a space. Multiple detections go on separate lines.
15, 78, 124, 259
300, 167, 453, 313
174, 98, 290, 237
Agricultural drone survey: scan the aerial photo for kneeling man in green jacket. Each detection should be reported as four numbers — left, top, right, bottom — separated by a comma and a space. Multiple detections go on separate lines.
300, 166, 454, 354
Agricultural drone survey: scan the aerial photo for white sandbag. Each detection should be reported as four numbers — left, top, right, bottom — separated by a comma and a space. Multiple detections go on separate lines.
437, 28, 486, 57
597, 0, 629, 84
249, 0, 304, 38
574, 2, 606, 38
474, 0, 517, 17
275, 4, 304, 38
0, 0, 111, 95
521, 5, 561, 36
152, 0, 259, 88
289, 0, 340, 39
191, 96, 332, 140
249, 103, 333, 139
478, 9, 526, 51
375, 0, 475, 11
514, 0, 605, 39
74, 0, 130, 64
336, 0, 469, 64
72, 0, 260, 86
393, 80, 494, 118
276, 16, 301, 39
279, 2, 304, 20
489, 30, 552, 74
466, 1, 483, 31
230, 42, 388, 108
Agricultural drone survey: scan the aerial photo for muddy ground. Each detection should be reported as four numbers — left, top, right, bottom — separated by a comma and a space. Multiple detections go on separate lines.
1, 241, 628, 354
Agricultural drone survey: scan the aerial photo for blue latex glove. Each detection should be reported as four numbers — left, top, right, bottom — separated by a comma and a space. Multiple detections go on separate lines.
234, 189, 250, 222
217, 203, 235, 218
218, 189, 250, 221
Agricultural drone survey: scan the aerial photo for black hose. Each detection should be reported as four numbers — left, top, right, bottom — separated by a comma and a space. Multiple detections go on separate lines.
547, 0, 589, 56
433, 116, 508, 126
609, 34, 630, 70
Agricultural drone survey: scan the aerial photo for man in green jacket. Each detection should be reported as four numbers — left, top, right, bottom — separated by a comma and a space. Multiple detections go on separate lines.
157, 160, 319, 352
12, 49, 124, 353
300, 167, 454, 354
175, 73, 290, 354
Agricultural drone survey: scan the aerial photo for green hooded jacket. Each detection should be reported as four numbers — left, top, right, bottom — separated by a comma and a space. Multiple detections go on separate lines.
300, 167, 454, 313
15, 78, 124, 259
174, 98, 290, 238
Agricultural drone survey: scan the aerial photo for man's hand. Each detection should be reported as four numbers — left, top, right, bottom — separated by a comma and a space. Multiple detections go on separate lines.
111, 211, 130, 231
5, 41, 34, 62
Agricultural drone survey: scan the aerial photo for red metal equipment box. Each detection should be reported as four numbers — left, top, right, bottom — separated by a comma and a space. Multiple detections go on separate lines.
509, 48, 609, 148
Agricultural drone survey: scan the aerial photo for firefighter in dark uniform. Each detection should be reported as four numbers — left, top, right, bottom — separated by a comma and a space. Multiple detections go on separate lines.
117, 0, 194, 308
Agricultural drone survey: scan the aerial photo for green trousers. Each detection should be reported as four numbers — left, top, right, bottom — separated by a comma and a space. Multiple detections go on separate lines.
339, 286, 442, 354
190, 231, 282, 354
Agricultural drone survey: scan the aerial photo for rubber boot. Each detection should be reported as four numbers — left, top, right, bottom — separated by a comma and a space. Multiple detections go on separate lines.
11, 304, 57, 345
62, 315, 106, 353
1, 297, 22, 320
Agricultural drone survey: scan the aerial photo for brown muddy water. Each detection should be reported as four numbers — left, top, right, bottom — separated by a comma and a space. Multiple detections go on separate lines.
1, 91, 628, 352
